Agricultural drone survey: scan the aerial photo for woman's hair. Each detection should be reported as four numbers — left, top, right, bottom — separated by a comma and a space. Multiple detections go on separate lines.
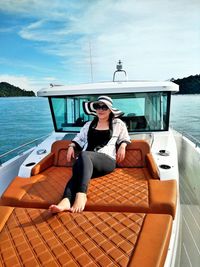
108, 113, 114, 133
88, 112, 114, 142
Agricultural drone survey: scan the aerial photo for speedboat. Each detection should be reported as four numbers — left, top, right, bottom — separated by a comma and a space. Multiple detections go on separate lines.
0, 63, 199, 267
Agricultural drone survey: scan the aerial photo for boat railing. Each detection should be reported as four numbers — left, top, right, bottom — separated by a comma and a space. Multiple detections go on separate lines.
182, 132, 200, 147
179, 130, 200, 148
0, 134, 50, 165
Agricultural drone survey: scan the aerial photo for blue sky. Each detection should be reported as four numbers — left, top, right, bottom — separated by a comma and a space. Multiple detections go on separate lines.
0, 0, 199, 92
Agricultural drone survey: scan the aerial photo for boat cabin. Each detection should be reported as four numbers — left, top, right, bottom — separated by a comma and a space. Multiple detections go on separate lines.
38, 81, 178, 134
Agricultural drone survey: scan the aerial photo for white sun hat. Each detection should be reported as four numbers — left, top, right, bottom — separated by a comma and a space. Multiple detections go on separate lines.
83, 95, 124, 118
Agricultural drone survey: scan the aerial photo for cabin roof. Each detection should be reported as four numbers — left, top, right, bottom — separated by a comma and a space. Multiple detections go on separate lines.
37, 80, 179, 97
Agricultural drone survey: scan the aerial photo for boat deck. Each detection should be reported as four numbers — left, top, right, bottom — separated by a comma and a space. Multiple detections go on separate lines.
180, 175, 200, 267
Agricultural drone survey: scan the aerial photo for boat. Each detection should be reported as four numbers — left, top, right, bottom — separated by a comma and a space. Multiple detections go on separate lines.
0, 62, 199, 266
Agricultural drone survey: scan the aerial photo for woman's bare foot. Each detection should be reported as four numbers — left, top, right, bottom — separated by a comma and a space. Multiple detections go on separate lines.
49, 198, 71, 213
71, 192, 87, 213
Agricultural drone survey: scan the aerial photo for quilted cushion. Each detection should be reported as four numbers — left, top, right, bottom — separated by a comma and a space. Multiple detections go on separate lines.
86, 168, 150, 212
1, 167, 72, 209
117, 140, 150, 167
51, 139, 150, 168
0, 208, 172, 267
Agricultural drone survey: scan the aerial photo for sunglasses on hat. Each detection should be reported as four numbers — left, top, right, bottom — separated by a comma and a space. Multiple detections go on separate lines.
93, 103, 109, 111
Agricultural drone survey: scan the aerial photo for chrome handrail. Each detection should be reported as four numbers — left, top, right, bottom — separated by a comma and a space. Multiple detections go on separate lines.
172, 127, 200, 148
0, 134, 50, 162
181, 131, 200, 148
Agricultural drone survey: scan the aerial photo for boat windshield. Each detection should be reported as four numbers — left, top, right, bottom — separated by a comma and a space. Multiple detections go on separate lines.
49, 92, 170, 132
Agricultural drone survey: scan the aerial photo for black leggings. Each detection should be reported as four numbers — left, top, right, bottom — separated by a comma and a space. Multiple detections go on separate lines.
63, 151, 116, 203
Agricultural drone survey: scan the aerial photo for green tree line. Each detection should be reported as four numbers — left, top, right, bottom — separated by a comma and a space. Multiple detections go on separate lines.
171, 74, 200, 94
0, 82, 35, 97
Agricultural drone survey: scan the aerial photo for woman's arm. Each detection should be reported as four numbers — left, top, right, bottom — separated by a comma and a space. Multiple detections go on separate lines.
72, 121, 91, 149
66, 143, 76, 162
116, 120, 130, 163
116, 119, 131, 145
116, 142, 127, 163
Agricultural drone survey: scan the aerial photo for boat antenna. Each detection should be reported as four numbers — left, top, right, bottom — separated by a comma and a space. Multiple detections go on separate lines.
113, 60, 127, 82
89, 40, 94, 83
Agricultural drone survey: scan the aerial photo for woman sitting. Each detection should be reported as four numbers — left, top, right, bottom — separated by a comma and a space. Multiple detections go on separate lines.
49, 95, 130, 213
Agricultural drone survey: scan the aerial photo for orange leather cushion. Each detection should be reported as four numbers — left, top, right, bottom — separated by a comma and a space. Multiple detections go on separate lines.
0, 208, 172, 267
146, 153, 159, 179
0, 206, 13, 232
1, 167, 72, 209
51, 140, 79, 167
129, 213, 172, 267
149, 179, 177, 219
31, 152, 55, 176
117, 140, 150, 167
86, 168, 150, 212
51, 139, 150, 168
1, 166, 177, 218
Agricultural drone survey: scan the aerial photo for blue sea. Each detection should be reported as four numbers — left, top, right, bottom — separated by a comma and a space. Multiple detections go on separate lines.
0, 95, 200, 161
0, 97, 53, 160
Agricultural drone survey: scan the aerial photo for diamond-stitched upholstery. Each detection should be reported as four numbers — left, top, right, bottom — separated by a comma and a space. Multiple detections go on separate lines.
0, 138, 176, 267
87, 168, 149, 212
1, 167, 150, 213
117, 140, 150, 167
1, 139, 176, 218
51, 140, 78, 167
1, 167, 72, 208
50, 139, 150, 168
0, 208, 145, 266
21, 167, 72, 207
1, 166, 176, 217
0, 208, 172, 267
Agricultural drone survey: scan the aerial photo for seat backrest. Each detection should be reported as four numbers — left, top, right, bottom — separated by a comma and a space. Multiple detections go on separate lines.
117, 140, 150, 167
51, 140, 75, 167
51, 139, 150, 168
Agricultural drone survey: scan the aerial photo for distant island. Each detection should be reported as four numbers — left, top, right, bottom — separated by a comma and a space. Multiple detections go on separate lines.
171, 74, 200, 94
0, 82, 35, 97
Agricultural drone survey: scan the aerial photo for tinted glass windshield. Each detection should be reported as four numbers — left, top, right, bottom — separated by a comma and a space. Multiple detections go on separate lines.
49, 92, 170, 132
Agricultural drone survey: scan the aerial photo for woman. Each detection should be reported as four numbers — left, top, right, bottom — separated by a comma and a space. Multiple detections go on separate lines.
49, 95, 131, 213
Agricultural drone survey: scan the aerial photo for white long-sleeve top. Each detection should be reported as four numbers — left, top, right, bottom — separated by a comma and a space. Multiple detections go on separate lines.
72, 118, 131, 160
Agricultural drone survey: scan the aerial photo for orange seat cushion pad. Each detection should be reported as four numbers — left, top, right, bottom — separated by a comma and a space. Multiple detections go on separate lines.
1, 167, 72, 209
1, 166, 176, 217
0, 208, 172, 267
87, 168, 150, 212
1, 167, 150, 211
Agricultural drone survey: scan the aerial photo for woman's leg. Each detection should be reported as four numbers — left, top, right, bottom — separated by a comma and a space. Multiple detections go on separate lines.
49, 159, 83, 213
48, 198, 71, 213
50, 151, 115, 213
71, 151, 116, 212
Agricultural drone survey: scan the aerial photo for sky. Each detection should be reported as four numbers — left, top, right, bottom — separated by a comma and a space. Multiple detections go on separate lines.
0, 0, 199, 93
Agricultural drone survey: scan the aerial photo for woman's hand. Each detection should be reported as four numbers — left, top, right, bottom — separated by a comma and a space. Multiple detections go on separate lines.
116, 143, 127, 163
67, 147, 75, 162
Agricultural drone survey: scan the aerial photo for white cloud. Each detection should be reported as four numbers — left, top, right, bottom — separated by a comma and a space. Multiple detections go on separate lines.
0, 74, 49, 93
0, 0, 200, 81
0, 0, 76, 20
0, 74, 69, 93
0, 74, 34, 90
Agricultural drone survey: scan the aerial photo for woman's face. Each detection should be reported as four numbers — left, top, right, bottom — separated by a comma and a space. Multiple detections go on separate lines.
94, 103, 111, 120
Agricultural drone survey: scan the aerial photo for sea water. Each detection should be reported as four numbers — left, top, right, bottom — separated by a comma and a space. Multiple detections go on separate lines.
0, 95, 199, 158
170, 94, 200, 140
0, 97, 53, 157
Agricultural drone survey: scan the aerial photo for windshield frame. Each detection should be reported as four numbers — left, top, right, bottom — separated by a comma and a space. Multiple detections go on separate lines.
48, 91, 171, 133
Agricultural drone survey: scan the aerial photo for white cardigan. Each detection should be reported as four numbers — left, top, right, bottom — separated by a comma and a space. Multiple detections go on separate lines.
72, 118, 131, 160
